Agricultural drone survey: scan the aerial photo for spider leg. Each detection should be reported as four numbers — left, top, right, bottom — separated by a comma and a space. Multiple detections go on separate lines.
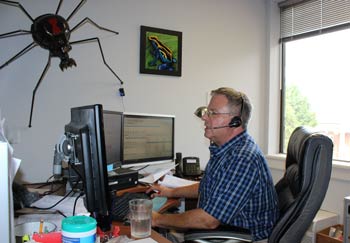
0, 42, 37, 69
0, 0, 34, 22
0, 30, 31, 39
70, 17, 119, 35
28, 55, 51, 128
66, 0, 87, 22
55, 0, 63, 15
70, 37, 123, 85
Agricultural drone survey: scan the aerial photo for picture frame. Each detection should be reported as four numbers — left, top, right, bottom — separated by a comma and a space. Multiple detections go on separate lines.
140, 25, 182, 76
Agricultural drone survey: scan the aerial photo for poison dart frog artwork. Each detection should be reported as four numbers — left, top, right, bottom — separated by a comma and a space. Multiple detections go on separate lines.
140, 26, 182, 77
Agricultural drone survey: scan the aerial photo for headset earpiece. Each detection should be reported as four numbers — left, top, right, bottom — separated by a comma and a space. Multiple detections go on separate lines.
229, 116, 242, 127
229, 94, 244, 128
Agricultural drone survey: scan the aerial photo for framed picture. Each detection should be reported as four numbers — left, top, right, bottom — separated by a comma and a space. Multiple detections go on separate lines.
140, 25, 182, 76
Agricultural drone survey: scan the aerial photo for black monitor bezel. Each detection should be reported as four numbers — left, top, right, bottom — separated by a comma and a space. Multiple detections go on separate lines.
64, 104, 110, 230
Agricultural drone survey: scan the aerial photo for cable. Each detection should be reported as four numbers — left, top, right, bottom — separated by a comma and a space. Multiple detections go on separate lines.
56, 210, 67, 218
42, 182, 66, 196
33, 175, 55, 188
73, 192, 84, 216
135, 164, 149, 171
35, 181, 52, 189
31, 189, 74, 210
46, 175, 54, 183
121, 96, 125, 112
32, 177, 80, 211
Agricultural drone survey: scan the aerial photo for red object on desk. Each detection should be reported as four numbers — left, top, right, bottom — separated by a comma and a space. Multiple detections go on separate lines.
32, 232, 62, 243
96, 225, 120, 241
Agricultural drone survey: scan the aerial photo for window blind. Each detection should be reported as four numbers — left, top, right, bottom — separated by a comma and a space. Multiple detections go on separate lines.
280, 0, 350, 41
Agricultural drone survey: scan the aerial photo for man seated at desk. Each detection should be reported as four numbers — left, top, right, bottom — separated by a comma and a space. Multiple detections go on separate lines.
147, 87, 279, 242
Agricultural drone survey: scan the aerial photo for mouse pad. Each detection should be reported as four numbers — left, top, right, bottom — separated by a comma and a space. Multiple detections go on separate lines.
152, 197, 167, 212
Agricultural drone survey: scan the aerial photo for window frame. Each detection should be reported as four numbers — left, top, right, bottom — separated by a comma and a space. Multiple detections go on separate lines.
266, 0, 350, 184
278, 0, 350, 157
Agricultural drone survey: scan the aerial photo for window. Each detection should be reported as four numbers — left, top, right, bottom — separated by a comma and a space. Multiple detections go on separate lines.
280, 0, 350, 162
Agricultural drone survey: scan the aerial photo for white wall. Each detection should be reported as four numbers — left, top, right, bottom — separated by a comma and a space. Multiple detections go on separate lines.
1, 0, 350, 225
0, 0, 268, 182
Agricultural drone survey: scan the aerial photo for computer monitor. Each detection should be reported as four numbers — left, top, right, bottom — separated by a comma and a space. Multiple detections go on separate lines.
121, 113, 175, 167
103, 110, 123, 170
64, 104, 110, 231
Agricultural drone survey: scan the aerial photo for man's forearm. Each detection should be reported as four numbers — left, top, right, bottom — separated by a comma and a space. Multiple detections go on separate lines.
152, 208, 220, 229
171, 183, 199, 198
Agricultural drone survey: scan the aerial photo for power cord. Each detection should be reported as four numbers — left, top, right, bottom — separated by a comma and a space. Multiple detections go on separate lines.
73, 191, 84, 216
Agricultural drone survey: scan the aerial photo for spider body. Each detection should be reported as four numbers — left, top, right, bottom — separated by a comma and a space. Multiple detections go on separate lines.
31, 14, 76, 70
0, 0, 124, 127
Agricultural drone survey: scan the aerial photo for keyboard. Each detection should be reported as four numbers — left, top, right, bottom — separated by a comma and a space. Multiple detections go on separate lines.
110, 192, 167, 221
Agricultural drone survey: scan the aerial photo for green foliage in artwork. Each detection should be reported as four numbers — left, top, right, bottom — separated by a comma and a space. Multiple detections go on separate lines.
145, 31, 178, 71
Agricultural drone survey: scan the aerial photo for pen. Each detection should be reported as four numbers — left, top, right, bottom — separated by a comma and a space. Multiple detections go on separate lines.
39, 219, 44, 234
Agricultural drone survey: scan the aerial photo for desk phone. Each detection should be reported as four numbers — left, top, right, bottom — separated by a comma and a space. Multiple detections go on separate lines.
182, 157, 201, 176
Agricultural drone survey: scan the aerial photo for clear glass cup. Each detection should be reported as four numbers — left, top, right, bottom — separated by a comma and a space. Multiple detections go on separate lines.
129, 199, 153, 239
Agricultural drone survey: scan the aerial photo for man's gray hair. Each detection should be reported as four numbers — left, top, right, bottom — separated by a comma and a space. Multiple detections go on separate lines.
211, 87, 252, 129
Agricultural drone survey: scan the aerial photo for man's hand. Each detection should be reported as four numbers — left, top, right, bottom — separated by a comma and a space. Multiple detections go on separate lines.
146, 184, 173, 198
151, 211, 162, 227
146, 182, 200, 199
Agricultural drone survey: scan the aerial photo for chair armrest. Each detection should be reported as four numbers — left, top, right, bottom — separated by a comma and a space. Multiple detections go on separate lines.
184, 225, 253, 243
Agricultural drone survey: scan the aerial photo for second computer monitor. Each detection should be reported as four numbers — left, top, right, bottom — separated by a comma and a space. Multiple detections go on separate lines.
122, 113, 175, 167
103, 111, 175, 168
103, 110, 123, 169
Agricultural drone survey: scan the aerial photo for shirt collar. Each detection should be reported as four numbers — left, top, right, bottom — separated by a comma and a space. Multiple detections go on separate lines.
209, 130, 247, 157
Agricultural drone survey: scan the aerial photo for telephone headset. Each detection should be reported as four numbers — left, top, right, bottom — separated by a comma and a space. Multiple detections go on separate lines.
228, 93, 244, 128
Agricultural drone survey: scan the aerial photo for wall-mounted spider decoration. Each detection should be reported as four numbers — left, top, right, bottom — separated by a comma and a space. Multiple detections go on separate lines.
0, 0, 124, 127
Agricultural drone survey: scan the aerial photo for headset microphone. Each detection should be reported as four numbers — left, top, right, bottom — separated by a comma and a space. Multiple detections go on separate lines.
210, 125, 231, 129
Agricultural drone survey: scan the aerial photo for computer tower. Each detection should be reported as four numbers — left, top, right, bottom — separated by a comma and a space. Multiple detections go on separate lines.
344, 196, 350, 243
107, 168, 138, 191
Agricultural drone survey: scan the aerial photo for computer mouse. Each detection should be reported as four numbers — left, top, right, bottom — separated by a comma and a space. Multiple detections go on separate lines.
146, 189, 159, 197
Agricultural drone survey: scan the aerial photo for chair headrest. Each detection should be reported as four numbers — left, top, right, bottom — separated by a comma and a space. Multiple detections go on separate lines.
284, 126, 333, 195
286, 126, 311, 168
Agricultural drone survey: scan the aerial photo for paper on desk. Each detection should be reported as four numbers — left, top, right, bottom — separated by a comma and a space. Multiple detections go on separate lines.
130, 237, 158, 243
15, 213, 66, 231
159, 174, 198, 188
0, 110, 21, 243
0, 111, 21, 182
138, 163, 175, 184
31, 195, 89, 216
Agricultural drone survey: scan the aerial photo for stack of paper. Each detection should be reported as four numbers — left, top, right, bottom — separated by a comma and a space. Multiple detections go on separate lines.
159, 175, 198, 188
138, 163, 176, 184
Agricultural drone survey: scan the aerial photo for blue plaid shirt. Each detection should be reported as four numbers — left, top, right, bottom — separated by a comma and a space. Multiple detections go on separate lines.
198, 131, 279, 241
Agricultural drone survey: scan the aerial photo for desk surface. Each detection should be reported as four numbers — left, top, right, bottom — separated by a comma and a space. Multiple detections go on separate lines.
113, 221, 172, 243
113, 185, 178, 242
23, 182, 177, 242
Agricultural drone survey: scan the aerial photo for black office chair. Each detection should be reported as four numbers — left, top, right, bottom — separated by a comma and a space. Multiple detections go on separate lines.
184, 126, 333, 243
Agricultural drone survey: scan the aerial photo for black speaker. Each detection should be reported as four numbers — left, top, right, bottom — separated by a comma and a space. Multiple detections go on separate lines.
175, 152, 183, 177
